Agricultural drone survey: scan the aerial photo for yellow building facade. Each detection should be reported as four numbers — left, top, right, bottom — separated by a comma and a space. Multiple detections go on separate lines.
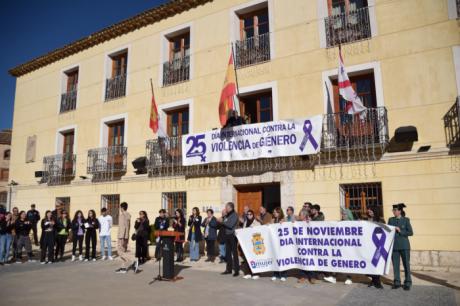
8, 0, 460, 270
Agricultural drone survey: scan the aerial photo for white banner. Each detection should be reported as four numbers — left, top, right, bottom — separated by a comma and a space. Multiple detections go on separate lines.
182, 115, 323, 166
235, 221, 395, 275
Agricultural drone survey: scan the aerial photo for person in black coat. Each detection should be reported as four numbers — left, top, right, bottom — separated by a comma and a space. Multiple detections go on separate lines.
55, 210, 71, 261
40, 211, 56, 264
153, 209, 169, 260
71, 210, 85, 261
201, 209, 218, 262
172, 209, 186, 262
187, 207, 203, 262
84, 210, 99, 261
26, 204, 41, 246
15, 211, 34, 262
134, 211, 150, 265
220, 202, 239, 276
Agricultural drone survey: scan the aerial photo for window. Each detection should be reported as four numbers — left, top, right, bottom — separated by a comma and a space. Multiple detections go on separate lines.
234, 6, 271, 68
0, 192, 7, 204
3, 149, 10, 160
324, 0, 371, 47
239, 90, 273, 123
166, 108, 189, 137
163, 31, 190, 86
60, 68, 78, 113
61, 130, 75, 175
340, 182, 382, 220
55, 197, 71, 215
108, 120, 125, 146
162, 192, 186, 216
239, 8, 269, 40
101, 194, 120, 225
331, 72, 376, 113
0, 169, 8, 181
105, 50, 128, 100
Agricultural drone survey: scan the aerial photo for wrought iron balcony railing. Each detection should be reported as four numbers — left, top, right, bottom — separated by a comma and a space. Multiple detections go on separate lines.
105, 74, 126, 101
60, 88, 77, 113
324, 7, 372, 48
145, 107, 388, 177
42, 153, 76, 185
87, 146, 127, 177
234, 32, 271, 68
444, 96, 460, 149
162, 55, 190, 87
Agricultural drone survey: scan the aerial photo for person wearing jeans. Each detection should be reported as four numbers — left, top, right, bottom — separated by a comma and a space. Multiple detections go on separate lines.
187, 207, 203, 262
71, 210, 85, 261
0, 212, 14, 264
98, 208, 113, 260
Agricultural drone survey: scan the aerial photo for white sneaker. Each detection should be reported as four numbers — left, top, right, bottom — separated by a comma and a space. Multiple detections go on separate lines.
271, 276, 277, 281
134, 259, 139, 273
324, 276, 336, 284
280, 277, 287, 282
252, 275, 260, 280
84, 259, 89, 262
71, 255, 76, 262
108, 256, 113, 261
92, 258, 96, 262
345, 278, 353, 285
40, 261, 46, 265
79, 255, 83, 261
101, 256, 106, 261
243, 274, 252, 279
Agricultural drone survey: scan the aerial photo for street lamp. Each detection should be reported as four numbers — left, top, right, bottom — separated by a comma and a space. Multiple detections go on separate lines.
7, 180, 18, 211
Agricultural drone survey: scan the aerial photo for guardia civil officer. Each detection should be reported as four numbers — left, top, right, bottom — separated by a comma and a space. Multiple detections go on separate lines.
388, 203, 413, 291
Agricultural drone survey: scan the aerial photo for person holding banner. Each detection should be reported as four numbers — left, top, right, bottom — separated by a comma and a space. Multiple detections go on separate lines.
389, 203, 413, 291
241, 210, 261, 280
220, 202, 239, 277
271, 207, 287, 282
297, 208, 316, 284
366, 207, 385, 289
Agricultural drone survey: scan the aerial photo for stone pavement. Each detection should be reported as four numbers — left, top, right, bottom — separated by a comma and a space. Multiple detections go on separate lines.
0, 255, 458, 306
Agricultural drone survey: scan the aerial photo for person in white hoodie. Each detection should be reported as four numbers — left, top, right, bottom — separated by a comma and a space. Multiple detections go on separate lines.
98, 208, 113, 260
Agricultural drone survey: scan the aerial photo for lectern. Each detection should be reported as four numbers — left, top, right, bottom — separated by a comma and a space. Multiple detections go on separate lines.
154, 230, 183, 281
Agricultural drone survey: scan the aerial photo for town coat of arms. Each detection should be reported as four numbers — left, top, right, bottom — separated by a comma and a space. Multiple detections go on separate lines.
252, 233, 265, 255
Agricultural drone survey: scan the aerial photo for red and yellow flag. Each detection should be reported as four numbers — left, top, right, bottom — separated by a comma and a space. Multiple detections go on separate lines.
149, 89, 159, 134
218, 53, 238, 126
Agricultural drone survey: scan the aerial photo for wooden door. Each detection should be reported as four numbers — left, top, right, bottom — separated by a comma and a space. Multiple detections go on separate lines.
237, 187, 262, 214
108, 121, 124, 169
62, 131, 74, 175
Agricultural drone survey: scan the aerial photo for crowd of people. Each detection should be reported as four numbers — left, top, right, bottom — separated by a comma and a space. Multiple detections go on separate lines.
0, 200, 413, 290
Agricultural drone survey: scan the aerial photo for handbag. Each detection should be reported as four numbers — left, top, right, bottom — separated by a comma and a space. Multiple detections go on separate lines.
131, 233, 137, 241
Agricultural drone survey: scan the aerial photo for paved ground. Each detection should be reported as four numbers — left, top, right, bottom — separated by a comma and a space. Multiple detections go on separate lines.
1, 255, 458, 306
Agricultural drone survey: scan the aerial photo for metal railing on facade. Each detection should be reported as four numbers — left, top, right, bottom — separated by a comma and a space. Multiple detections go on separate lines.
162, 55, 190, 87
324, 7, 372, 48
42, 153, 76, 185
60, 88, 77, 113
234, 32, 271, 69
145, 107, 388, 177
87, 146, 127, 180
105, 74, 127, 101
443, 96, 460, 149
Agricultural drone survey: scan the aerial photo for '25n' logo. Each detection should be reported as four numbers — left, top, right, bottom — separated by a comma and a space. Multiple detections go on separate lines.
185, 134, 207, 162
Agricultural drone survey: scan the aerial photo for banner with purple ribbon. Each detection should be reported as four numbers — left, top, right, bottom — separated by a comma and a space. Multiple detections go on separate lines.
236, 221, 395, 275
182, 115, 323, 166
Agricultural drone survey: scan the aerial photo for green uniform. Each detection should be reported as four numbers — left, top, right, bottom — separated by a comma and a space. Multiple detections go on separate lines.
388, 216, 413, 287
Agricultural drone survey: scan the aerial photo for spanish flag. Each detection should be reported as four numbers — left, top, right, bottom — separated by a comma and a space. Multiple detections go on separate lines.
149, 88, 159, 134
218, 53, 239, 126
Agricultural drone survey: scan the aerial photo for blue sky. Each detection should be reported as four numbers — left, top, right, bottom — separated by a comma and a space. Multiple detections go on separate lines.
0, 0, 168, 130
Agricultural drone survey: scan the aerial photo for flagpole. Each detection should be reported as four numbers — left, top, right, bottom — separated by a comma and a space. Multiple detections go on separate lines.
149, 78, 154, 96
231, 43, 240, 98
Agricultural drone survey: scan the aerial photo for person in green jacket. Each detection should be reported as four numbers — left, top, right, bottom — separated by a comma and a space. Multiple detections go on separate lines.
388, 203, 413, 291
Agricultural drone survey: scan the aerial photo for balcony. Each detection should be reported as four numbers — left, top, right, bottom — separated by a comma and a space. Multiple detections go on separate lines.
234, 32, 271, 69
145, 107, 388, 177
105, 74, 126, 101
87, 146, 127, 181
60, 88, 77, 113
162, 55, 190, 87
324, 7, 371, 48
42, 153, 76, 185
444, 97, 460, 149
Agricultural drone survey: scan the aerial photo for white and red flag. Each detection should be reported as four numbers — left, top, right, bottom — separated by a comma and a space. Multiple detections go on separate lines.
338, 50, 367, 115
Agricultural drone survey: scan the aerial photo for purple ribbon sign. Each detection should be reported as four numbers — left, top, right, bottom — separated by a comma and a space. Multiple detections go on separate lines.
371, 227, 389, 267
299, 120, 318, 152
